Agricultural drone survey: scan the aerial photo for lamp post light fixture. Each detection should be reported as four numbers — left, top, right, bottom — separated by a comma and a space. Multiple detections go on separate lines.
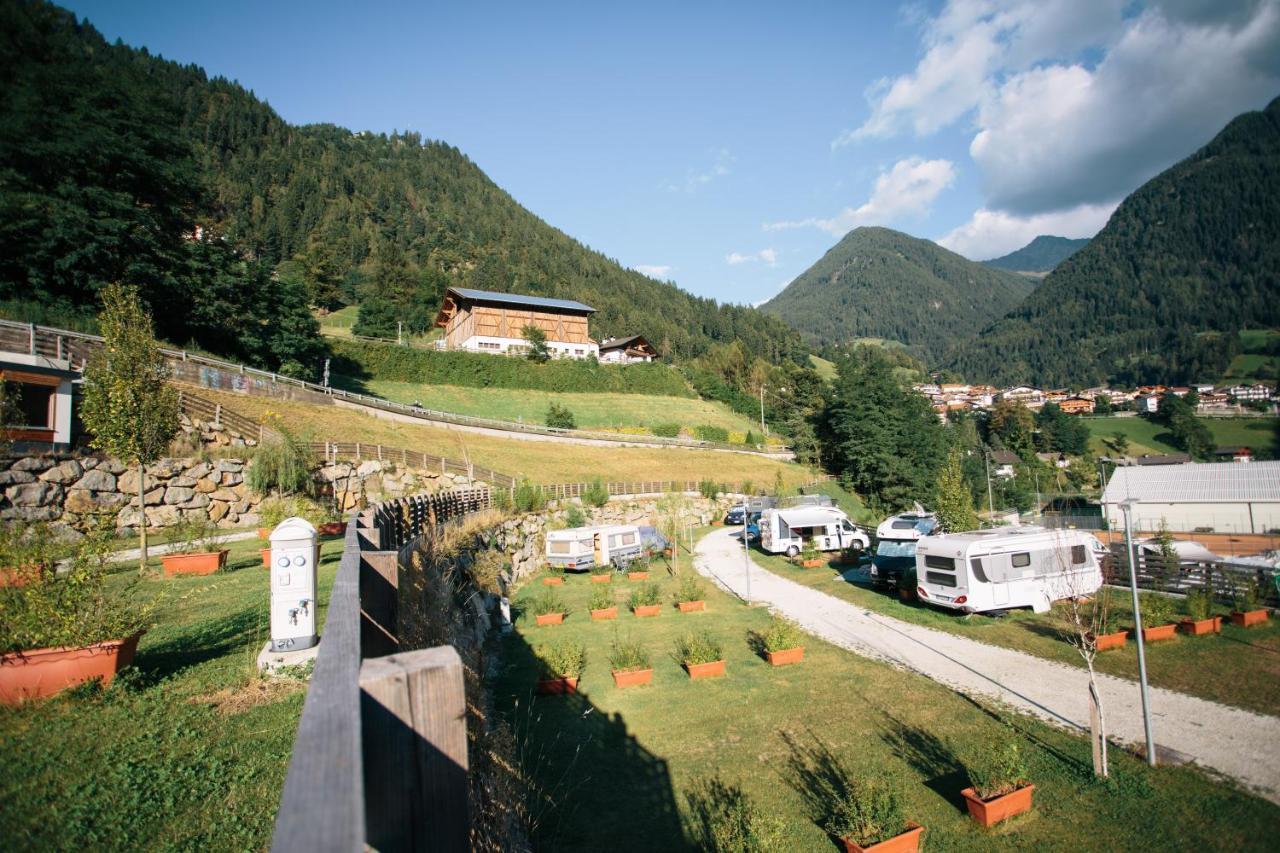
1119, 497, 1157, 767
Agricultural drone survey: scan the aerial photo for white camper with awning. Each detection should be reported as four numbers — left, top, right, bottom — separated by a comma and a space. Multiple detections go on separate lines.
759, 506, 869, 557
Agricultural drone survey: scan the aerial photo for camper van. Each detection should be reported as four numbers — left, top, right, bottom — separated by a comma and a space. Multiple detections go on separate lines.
914, 527, 1103, 615
870, 508, 938, 586
545, 525, 645, 572
759, 506, 869, 557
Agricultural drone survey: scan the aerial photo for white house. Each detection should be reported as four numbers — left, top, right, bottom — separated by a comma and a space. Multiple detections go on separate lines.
1100, 460, 1280, 534
432, 287, 599, 359
598, 335, 657, 364
0, 352, 78, 450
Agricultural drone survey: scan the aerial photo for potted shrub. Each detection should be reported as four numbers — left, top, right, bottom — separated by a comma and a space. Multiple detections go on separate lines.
589, 586, 617, 621
799, 542, 824, 568
961, 738, 1034, 827
1088, 605, 1129, 651
0, 533, 156, 703
1229, 576, 1269, 628
530, 589, 567, 626
542, 565, 565, 586
1179, 588, 1221, 636
897, 567, 918, 603
590, 563, 612, 583
160, 521, 230, 576
0, 524, 56, 588
629, 583, 662, 617
675, 630, 725, 679
1138, 593, 1178, 642
609, 634, 653, 687
756, 616, 805, 666
536, 641, 586, 695
825, 779, 922, 853
628, 567, 651, 581
675, 574, 706, 612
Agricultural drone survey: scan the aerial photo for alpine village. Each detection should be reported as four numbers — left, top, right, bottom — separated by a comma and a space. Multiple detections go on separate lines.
3, 2, 1280, 852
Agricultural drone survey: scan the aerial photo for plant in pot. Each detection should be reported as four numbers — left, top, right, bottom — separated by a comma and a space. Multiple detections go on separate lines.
590, 562, 612, 583
799, 541, 824, 568
1229, 575, 1269, 628
161, 520, 230, 577
897, 566, 918, 603
530, 588, 567, 626
1179, 587, 1221, 636
628, 563, 651, 581
629, 583, 662, 617
961, 736, 1034, 827
675, 630, 725, 679
825, 778, 922, 853
609, 633, 653, 688
542, 563, 565, 586
0, 527, 157, 703
589, 586, 617, 621
753, 616, 805, 666
675, 574, 706, 612
535, 640, 587, 695
1084, 595, 1128, 651
0, 523, 57, 588
1137, 593, 1178, 642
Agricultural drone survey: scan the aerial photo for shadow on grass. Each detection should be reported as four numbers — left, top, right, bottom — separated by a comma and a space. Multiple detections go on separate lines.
1018, 617, 1072, 643
877, 711, 969, 811
134, 606, 263, 684
777, 728, 849, 850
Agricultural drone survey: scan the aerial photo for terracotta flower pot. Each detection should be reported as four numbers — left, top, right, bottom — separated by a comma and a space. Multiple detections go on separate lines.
1179, 616, 1222, 636
542, 576, 564, 586
317, 521, 344, 536
678, 600, 706, 613
161, 549, 229, 577
685, 659, 726, 679
711, 521, 723, 527
628, 571, 650, 581
801, 558, 824, 568
1141, 623, 1178, 642
591, 574, 611, 583
257, 527, 271, 539
0, 633, 142, 704
536, 676, 579, 695
261, 548, 271, 568
766, 647, 805, 666
633, 605, 661, 618
840, 822, 924, 853
535, 613, 565, 626
0, 564, 46, 588
1230, 609, 1269, 628
612, 668, 653, 688
591, 607, 618, 621
1090, 630, 1128, 651
961, 784, 1035, 827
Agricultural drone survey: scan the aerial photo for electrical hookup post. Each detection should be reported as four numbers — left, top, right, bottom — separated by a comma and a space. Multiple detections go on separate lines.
257, 517, 323, 674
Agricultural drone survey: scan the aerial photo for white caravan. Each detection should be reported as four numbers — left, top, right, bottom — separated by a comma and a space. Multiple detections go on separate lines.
869, 505, 938, 586
914, 527, 1103, 614
759, 506, 869, 557
545, 525, 644, 572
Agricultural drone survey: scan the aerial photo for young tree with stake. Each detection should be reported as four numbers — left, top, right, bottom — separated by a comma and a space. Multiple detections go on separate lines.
80, 284, 179, 574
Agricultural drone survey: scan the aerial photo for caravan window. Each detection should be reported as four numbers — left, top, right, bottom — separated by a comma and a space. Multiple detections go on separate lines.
924, 555, 955, 571
891, 519, 917, 530
926, 571, 957, 587
549, 541, 570, 555
1071, 545, 1087, 565
621, 532, 637, 546
1011, 552, 1031, 568
970, 558, 989, 583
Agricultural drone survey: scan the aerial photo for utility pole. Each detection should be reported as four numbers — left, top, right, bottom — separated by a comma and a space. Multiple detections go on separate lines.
397, 321, 403, 346
742, 518, 752, 605
1120, 498, 1157, 767
322, 357, 330, 388
759, 385, 767, 437
984, 447, 995, 519
1034, 469, 1041, 520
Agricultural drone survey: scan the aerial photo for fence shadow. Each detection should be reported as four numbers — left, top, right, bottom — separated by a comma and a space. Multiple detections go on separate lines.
776, 728, 850, 850
877, 711, 969, 810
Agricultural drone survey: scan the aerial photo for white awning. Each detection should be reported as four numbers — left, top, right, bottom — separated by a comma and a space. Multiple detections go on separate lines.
776, 508, 844, 528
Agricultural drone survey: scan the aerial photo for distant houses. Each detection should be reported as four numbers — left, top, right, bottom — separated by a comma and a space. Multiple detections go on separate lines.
598, 335, 657, 364
914, 378, 1275, 419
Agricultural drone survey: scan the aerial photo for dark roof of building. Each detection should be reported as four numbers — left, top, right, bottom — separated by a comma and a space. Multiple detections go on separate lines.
599, 334, 652, 350
1214, 446, 1252, 455
1133, 453, 1192, 466
990, 450, 1020, 465
447, 287, 595, 314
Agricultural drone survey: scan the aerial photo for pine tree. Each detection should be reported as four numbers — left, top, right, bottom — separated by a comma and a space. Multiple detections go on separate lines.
935, 447, 979, 532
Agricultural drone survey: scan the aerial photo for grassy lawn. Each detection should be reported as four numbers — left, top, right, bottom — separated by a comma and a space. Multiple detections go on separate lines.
747, 547, 1280, 716
494, 547, 1279, 851
0, 533, 343, 849
189, 387, 813, 488
361, 380, 763, 436
808, 354, 837, 381
1085, 415, 1278, 459
316, 304, 359, 337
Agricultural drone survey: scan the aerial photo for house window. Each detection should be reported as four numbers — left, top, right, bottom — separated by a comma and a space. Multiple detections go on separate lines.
477, 341, 500, 351
3, 381, 54, 429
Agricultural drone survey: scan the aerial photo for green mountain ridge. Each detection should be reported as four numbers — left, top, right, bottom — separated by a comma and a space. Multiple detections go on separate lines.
947, 95, 1280, 387
982, 235, 1090, 272
760, 227, 1036, 362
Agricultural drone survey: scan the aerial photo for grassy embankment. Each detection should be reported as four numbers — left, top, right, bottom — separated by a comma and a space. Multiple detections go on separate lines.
0, 533, 343, 848
1084, 415, 1278, 459
496, 545, 1279, 851
188, 387, 812, 489
748, 546, 1280, 716
1221, 329, 1278, 384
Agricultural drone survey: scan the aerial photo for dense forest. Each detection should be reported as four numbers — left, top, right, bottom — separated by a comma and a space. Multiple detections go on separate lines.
761, 227, 1035, 362
0, 1, 806, 377
949, 96, 1280, 387
982, 235, 1090, 272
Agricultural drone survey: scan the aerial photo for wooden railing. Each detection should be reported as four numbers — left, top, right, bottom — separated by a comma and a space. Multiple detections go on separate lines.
311, 442, 514, 488
1107, 547, 1279, 608
176, 389, 274, 442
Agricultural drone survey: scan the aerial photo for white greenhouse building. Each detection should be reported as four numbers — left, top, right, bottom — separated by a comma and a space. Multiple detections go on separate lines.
1100, 461, 1280, 534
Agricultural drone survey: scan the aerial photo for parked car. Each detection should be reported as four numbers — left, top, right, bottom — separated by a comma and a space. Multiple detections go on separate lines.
724, 505, 748, 525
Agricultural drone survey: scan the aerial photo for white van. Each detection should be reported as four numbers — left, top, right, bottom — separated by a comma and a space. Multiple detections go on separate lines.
759, 506, 869, 557
914, 527, 1103, 614
545, 525, 644, 572
870, 507, 938, 586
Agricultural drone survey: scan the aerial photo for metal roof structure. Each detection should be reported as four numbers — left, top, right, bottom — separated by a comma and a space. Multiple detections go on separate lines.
1101, 461, 1280, 504
446, 287, 595, 314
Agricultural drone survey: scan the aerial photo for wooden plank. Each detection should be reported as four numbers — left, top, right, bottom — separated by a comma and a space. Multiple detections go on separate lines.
360, 551, 401, 658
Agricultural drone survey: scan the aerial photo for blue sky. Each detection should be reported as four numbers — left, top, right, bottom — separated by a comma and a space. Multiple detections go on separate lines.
65, 1, 1280, 306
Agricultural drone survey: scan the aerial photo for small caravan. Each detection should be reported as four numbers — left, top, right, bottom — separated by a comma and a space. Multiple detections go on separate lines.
759, 506, 869, 557
545, 525, 644, 572
870, 506, 938, 585
914, 527, 1103, 615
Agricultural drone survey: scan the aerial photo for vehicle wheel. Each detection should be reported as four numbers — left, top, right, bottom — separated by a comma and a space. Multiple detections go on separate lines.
786, 546, 799, 558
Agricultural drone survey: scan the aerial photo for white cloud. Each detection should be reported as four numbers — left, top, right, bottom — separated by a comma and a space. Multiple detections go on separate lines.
936, 202, 1116, 260
632, 264, 672, 278
765, 157, 955, 236
662, 148, 734, 192
725, 249, 779, 266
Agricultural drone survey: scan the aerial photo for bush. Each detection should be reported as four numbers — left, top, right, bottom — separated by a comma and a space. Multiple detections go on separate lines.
169, 517, 228, 556
0, 523, 59, 583
529, 589, 565, 617
1230, 575, 1262, 612
1139, 593, 1176, 628
824, 779, 907, 848
258, 495, 331, 528
758, 617, 804, 653
674, 630, 723, 665
651, 422, 681, 438
545, 402, 576, 429
743, 430, 758, 447
563, 504, 586, 528
698, 480, 721, 501
608, 634, 651, 672
513, 478, 546, 513
628, 583, 661, 609
582, 478, 609, 508
588, 587, 613, 611
675, 574, 705, 603
536, 641, 586, 678
1183, 588, 1213, 622
247, 425, 314, 497
685, 776, 786, 853
694, 424, 730, 443
965, 735, 1030, 800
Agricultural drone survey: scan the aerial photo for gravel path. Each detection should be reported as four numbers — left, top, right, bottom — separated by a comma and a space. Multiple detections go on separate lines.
695, 528, 1280, 804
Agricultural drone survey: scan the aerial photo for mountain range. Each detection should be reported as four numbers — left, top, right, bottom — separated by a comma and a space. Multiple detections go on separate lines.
982, 236, 1090, 273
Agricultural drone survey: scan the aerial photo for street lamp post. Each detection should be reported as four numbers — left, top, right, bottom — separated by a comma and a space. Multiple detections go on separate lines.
983, 448, 995, 518
742, 522, 752, 605
759, 385, 767, 437
1120, 498, 1157, 767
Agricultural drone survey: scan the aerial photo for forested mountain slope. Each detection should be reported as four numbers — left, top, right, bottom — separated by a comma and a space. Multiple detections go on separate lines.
760, 227, 1035, 362
982, 236, 1090, 273
948, 96, 1280, 387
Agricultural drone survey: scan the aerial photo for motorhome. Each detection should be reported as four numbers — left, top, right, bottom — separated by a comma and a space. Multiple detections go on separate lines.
545, 524, 645, 572
914, 527, 1103, 615
759, 506, 869, 557
870, 507, 938, 586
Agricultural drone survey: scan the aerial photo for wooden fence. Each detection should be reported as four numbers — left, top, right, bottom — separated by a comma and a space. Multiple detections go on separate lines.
176, 390, 273, 442
1106, 546, 1279, 608
273, 488, 494, 852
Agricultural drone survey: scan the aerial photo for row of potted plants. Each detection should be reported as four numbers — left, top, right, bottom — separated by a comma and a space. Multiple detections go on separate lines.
540, 565, 661, 586
1091, 584, 1271, 650
529, 578, 711, 625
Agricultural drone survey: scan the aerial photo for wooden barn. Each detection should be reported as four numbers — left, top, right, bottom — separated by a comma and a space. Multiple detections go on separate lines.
432, 287, 598, 359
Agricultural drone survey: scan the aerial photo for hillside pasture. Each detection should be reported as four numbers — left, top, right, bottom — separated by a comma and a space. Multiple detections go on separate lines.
1085, 415, 1278, 459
